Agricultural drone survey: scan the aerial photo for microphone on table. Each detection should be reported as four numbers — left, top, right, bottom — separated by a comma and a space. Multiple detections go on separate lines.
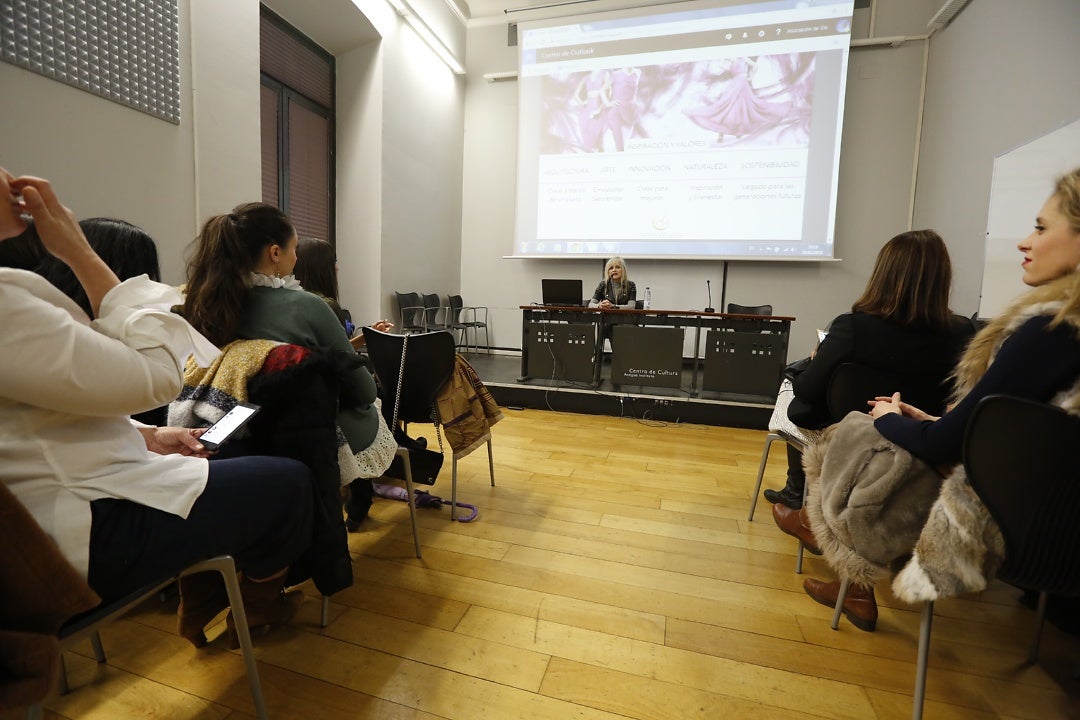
704, 279, 715, 313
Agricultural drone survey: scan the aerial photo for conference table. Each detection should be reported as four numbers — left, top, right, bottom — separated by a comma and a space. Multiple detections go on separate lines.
518, 305, 793, 397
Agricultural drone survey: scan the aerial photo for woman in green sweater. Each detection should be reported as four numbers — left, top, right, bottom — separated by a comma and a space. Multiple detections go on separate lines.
183, 203, 394, 524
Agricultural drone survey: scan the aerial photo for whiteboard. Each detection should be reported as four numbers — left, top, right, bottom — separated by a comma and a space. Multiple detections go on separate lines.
979, 118, 1080, 318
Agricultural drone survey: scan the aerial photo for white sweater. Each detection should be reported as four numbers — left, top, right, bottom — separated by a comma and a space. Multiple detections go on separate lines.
0, 269, 220, 576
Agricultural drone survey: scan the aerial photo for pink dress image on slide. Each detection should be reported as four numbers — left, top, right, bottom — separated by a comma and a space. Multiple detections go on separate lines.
683, 58, 792, 141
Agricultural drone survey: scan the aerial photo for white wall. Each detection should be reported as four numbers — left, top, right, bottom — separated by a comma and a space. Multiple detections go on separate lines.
913, 0, 1080, 317
461, 1, 934, 355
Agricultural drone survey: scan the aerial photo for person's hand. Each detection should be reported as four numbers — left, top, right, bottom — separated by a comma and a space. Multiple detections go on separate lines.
598, 299, 614, 310
140, 426, 211, 457
12, 174, 119, 316
10, 176, 91, 266
870, 396, 939, 421
868, 392, 902, 419
371, 320, 394, 333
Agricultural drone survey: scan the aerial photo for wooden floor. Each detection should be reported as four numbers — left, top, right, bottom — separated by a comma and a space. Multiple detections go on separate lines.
9, 408, 1080, 719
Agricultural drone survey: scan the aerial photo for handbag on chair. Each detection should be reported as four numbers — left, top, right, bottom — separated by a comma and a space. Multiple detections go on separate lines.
382, 333, 445, 486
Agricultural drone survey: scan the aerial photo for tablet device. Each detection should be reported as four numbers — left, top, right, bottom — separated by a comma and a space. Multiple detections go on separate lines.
199, 402, 260, 451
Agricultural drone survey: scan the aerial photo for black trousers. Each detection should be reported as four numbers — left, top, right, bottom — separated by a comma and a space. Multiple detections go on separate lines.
87, 455, 313, 603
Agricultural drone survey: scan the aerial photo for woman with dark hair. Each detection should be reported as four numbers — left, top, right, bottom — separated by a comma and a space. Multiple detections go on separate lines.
33, 217, 160, 318
183, 203, 396, 527
765, 230, 976, 511
293, 236, 393, 346
294, 236, 347, 328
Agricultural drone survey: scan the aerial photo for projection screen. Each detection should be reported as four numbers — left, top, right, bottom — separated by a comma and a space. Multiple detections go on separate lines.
513, 0, 855, 260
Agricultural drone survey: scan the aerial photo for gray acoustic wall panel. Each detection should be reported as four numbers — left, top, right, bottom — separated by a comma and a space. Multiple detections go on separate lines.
0, 0, 180, 124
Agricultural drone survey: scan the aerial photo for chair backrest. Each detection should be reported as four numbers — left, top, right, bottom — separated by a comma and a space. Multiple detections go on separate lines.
964, 395, 1080, 594
825, 361, 955, 421
395, 291, 423, 331
421, 293, 442, 328
727, 302, 772, 316
448, 294, 464, 323
362, 328, 456, 425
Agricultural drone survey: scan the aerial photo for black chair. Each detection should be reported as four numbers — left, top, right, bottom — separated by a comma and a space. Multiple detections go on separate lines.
421, 292, 449, 332
749, 363, 908, 572
362, 328, 456, 555
394, 291, 425, 334
901, 395, 1080, 719
727, 302, 773, 316
447, 294, 490, 353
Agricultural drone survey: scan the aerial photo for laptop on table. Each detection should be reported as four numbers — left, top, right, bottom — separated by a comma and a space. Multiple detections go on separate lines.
541, 278, 584, 307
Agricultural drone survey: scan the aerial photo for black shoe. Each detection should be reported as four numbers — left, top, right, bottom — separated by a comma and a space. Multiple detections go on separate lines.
763, 486, 802, 509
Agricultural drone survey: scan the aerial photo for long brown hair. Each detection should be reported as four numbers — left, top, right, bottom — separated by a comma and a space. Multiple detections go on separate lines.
183, 202, 294, 346
851, 229, 954, 333
294, 237, 339, 302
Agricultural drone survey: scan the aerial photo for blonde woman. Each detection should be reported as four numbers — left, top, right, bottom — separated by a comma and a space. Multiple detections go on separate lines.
588, 256, 637, 309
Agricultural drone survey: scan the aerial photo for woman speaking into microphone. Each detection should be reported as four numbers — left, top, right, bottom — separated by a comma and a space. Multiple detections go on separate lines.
588, 256, 637, 309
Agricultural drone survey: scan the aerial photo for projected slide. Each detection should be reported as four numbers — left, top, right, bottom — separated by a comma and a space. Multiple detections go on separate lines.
514, 0, 854, 260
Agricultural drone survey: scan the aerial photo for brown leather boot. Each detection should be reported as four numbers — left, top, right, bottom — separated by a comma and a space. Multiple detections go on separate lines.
177, 572, 230, 648
771, 503, 822, 555
225, 573, 305, 649
803, 577, 878, 632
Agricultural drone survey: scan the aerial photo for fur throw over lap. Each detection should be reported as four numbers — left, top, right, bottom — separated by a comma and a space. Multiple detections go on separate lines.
803, 412, 944, 587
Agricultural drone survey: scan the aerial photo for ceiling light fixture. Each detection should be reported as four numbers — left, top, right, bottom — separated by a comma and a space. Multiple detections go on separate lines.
387, 0, 466, 75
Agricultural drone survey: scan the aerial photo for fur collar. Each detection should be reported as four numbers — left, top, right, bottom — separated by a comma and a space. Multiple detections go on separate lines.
952, 273, 1080, 402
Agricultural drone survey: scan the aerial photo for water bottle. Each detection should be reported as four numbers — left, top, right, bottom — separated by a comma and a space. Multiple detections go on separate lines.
643, 287, 652, 310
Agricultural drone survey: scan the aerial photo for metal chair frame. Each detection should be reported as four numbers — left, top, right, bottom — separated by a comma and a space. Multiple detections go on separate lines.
26, 555, 268, 720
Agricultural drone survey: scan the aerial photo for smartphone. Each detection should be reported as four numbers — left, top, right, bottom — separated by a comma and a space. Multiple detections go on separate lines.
199, 402, 260, 451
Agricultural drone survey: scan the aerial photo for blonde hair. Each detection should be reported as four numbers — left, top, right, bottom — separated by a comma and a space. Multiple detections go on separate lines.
1049, 167, 1080, 326
603, 256, 631, 296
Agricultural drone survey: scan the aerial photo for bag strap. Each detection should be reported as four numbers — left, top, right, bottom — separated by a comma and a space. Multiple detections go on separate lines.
391, 333, 445, 456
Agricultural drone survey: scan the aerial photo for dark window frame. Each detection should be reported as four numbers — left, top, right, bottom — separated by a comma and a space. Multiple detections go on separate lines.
259, 5, 336, 246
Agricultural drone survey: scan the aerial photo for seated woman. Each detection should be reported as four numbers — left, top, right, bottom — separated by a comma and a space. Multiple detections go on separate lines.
182, 204, 396, 526
0, 168, 313, 649
765, 230, 975, 510
588, 256, 637, 309
293, 235, 393, 348
802, 168, 1080, 631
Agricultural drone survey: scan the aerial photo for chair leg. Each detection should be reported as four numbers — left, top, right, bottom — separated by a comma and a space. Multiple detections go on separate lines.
912, 600, 934, 720
199, 559, 268, 720
451, 456, 459, 521
1028, 591, 1048, 664
321, 595, 330, 628
830, 577, 850, 630
57, 653, 70, 695
487, 438, 495, 487
400, 450, 422, 558
90, 631, 106, 663
748, 433, 782, 521
796, 475, 810, 574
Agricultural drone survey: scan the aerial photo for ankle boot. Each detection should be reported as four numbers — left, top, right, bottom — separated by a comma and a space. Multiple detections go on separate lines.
177, 572, 230, 648
803, 577, 878, 632
225, 573, 305, 649
771, 503, 822, 555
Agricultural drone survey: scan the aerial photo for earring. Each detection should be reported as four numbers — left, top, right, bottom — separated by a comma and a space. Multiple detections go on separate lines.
274, 261, 281, 279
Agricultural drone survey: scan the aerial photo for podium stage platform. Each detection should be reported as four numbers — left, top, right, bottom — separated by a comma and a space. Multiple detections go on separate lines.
462, 350, 773, 430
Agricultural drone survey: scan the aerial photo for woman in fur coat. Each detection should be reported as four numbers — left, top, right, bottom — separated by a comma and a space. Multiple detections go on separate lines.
800, 168, 1080, 630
